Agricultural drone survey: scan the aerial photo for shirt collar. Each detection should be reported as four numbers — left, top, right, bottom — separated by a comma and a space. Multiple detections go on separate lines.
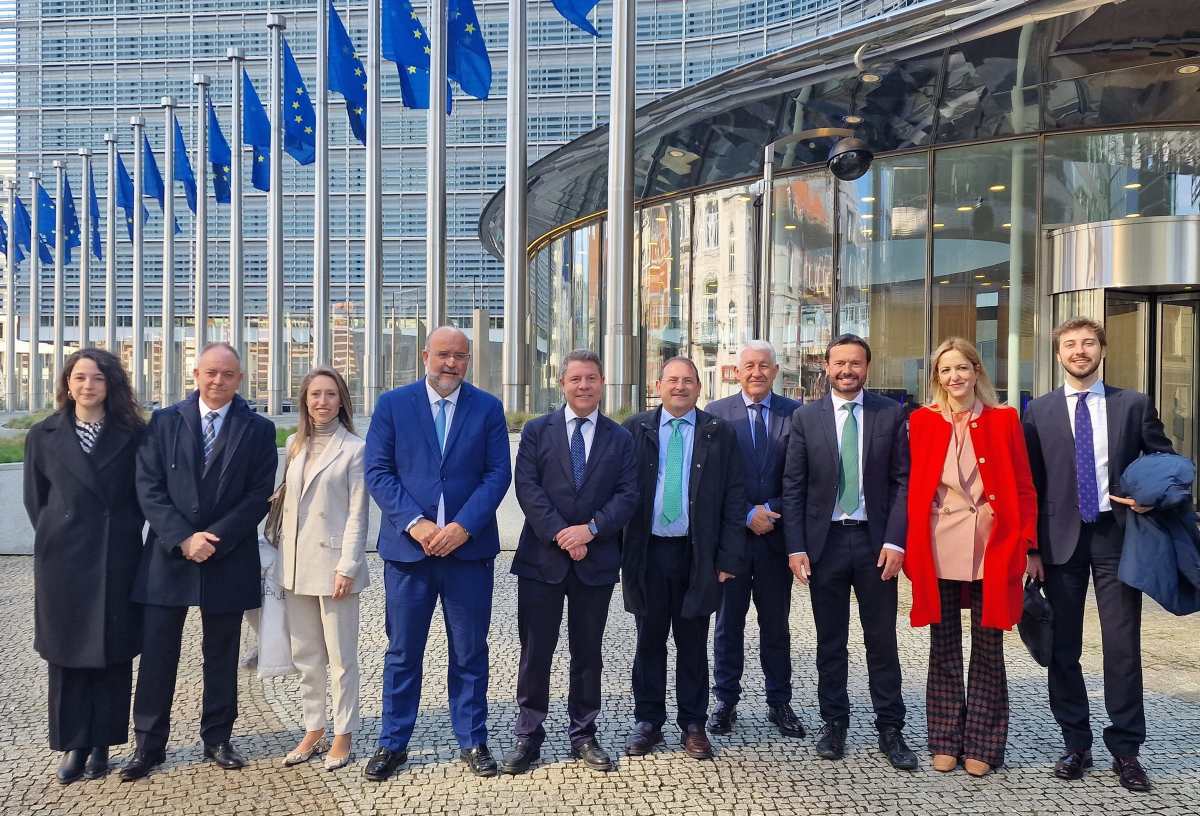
198, 396, 233, 420
425, 380, 462, 407
1063, 380, 1105, 399
564, 404, 600, 426
660, 407, 697, 428
742, 391, 772, 410
830, 390, 865, 410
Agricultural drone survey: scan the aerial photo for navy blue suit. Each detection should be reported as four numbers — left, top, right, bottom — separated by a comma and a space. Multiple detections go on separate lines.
706, 392, 800, 710
365, 379, 512, 752
511, 408, 639, 747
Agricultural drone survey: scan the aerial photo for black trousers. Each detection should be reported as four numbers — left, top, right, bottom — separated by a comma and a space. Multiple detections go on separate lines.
132, 604, 243, 753
808, 524, 905, 730
632, 536, 711, 731
514, 571, 615, 747
47, 660, 133, 751
712, 536, 792, 707
1044, 512, 1145, 757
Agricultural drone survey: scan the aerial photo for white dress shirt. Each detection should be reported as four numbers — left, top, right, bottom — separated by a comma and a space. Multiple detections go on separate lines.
407, 381, 462, 530
742, 391, 771, 443
563, 405, 600, 461
830, 390, 902, 552
198, 396, 233, 440
1063, 379, 1111, 513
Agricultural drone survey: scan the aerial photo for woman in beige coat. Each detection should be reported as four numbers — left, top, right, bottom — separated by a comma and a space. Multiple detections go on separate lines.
279, 366, 370, 771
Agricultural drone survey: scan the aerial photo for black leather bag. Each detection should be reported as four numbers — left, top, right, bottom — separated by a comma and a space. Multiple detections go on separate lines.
1018, 578, 1054, 667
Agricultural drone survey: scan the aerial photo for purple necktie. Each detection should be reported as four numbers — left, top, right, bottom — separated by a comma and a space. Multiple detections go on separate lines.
1074, 392, 1100, 523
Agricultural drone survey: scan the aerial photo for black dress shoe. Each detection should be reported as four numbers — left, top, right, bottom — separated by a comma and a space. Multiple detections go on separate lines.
56, 749, 87, 784
1112, 756, 1151, 791
815, 721, 847, 760
83, 746, 110, 780
202, 741, 247, 770
460, 745, 498, 777
682, 723, 714, 760
119, 749, 166, 782
363, 746, 407, 781
499, 738, 540, 775
570, 738, 614, 772
624, 722, 664, 756
767, 704, 806, 738
1054, 749, 1093, 780
877, 726, 918, 770
708, 704, 737, 735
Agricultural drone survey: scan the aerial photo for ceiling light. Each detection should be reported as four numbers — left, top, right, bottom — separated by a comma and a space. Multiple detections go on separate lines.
1177, 64, 1200, 75
974, 274, 986, 279
860, 72, 881, 84
655, 216, 667, 222
989, 184, 1006, 192
737, 194, 753, 202
861, 213, 873, 219
861, 195, 875, 203
668, 149, 685, 158
938, 279, 949, 284
844, 114, 864, 124
859, 287, 869, 292
980, 281, 992, 287
933, 222, 945, 229
1127, 212, 1141, 218
784, 224, 797, 230
1123, 182, 1142, 190
956, 205, 974, 212
1001, 223, 1011, 229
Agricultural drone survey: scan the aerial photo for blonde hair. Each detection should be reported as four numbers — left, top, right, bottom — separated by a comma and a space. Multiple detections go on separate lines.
927, 337, 1000, 412
290, 366, 356, 456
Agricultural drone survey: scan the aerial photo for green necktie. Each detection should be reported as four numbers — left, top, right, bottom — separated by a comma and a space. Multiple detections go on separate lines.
660, 418, 686, 524
838, 403, 861, 515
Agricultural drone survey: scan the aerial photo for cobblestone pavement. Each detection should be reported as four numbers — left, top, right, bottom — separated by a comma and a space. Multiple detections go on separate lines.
3, 553, 1199, 816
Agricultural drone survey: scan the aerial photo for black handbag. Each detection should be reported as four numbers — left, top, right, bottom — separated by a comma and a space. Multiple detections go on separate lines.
1018, 578, 1054, 667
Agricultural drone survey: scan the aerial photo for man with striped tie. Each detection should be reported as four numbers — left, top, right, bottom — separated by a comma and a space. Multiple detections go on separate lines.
500, 349, 639, 775
621, 357, 745, 761
125, 342, 278, 780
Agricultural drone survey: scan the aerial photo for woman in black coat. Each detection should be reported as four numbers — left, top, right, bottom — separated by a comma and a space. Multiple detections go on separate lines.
23, 348, 146, 784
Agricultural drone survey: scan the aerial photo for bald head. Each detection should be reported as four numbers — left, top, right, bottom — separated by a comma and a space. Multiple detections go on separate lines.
423, 325, 471, 396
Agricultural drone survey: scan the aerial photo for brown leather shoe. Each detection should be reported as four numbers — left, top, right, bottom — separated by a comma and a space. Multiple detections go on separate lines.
682, 724, 713, 760
624, 722, 663, 756
1112, 756, 1151, 792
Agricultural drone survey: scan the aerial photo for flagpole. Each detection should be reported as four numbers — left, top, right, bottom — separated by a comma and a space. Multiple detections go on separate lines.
426, 0, 447, 328
4, 178, 16, 410
78, 149, 92, 349
227, 48, 245, 360
161, 97, 176, 406
364, 0, 381, 411
103, 133, 117, 353
267, 14, 286, 416
52, 160, 65, 385
131, 114, 145, 403
604, 0, 636, 413
28, 170, 41, 411
501, 0, 527, 413
194, 73, 210, 360
314, 0, 330, 368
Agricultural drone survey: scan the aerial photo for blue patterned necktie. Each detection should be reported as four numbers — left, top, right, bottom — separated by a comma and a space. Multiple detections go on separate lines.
750, 403, 767, 469
202, 411, 219, 468
660, 418, 686, 524
570, 417, 588, 489
1074, 392, 1100, 523
434, 399, 448, 453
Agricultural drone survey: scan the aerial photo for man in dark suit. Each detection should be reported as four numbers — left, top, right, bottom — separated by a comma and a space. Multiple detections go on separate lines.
782, 333, 916, 770
1024, 317, 1173, 792
705, 340, 804, 739
622, 356, 745, 761
363, 326, 512, 780
500, 349, 639, 775
123, 342, 277, 780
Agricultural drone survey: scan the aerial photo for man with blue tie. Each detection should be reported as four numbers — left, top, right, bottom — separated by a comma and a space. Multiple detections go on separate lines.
622, 357, 745, 760
705, 340, 804, 739
363, 326, 512, 780
500, 350, 639, 775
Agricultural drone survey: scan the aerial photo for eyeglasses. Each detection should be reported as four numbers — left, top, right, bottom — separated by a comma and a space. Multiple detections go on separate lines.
433, 351, 471, 362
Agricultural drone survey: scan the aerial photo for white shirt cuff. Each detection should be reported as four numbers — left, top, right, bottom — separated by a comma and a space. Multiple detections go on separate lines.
405, 516, 423, 533
882, 543, 904, 553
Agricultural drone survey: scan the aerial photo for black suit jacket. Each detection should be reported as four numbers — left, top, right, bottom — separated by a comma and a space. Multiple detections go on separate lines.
133, 392, 277, 613
512, 408, 639, 586
706, 392, 801, 556
781, 391, 909, 564
1022, 384, 1173, 565
621, 407, 746, 619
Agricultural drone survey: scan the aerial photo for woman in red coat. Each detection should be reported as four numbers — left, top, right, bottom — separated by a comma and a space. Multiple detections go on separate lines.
904, 337, 1036, 777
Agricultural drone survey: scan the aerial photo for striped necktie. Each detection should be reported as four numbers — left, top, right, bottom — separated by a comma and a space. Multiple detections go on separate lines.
203, 411, 219, 467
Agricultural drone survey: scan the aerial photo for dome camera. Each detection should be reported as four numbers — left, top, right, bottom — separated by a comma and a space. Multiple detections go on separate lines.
827, 137, 874, 181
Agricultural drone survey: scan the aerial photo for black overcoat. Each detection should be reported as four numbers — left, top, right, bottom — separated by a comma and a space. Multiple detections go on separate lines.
23, 410, 145, 668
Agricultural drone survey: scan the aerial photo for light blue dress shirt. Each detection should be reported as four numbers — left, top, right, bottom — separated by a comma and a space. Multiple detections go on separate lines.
652, 408, 696, 537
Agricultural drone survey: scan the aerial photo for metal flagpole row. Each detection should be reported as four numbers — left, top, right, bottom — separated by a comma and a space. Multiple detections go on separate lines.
161, 95, 176, 406
228, 48, 245, 363
195, 73, 210, 361
3, 179, 15, 410
52, 160, 64, 386
28, 171, 41, 411
266, 14, 285, 416
78, 148, 92, 349
130, 115, 145, 403
314, 0, 330, 369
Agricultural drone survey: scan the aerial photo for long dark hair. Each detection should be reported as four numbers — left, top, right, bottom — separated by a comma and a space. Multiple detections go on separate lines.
56, 348, 146, 431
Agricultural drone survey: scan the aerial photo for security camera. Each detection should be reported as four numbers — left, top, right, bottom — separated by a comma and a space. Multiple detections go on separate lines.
827, 137, 874, 181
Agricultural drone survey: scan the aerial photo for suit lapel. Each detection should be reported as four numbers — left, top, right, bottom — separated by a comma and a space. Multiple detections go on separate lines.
179, 394, 202, 476
860, 392, 876, 465
90, 421, 133, 474
818, 395, 839, 463
1104, 385, 1123, 493
411, 384, 443, 461
730, 400, 756, 475
441, 383, 472, 460
301, 425, 347, 498
548, 409, 576, 488
53, 415, 104, 501
579, 413, 611, 490
689, 411, 716, 502
215, 397, 250, 482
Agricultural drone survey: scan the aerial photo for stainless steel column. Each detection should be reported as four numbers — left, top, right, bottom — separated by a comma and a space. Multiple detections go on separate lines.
131, 115, 146, 401
603, 0, 637, 412
194, 74, 210, 358
161, 97, 176, 405
103, 133, 118, 353
425, 0, 447, 328
471, 307, 490, 391
313, 0, 330, 367
364, 0, 382, 411
759, 146, 775, 340
52, 160, 65, 385
267, 15, 285, 415
501, 0, 528, 412
4, 179, 16, 410
227, 48, 245, 359
28, 171, 42, 410
78, 149, 92, 348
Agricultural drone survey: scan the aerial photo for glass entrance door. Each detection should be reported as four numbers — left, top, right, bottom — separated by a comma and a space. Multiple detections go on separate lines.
1157, 298, 1198, 465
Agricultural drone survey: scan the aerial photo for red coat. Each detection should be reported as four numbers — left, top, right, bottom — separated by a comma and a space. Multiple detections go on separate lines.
903, 404, 1037, 630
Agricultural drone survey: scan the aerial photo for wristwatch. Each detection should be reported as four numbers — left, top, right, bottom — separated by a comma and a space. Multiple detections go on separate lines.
587, 519, 599, 536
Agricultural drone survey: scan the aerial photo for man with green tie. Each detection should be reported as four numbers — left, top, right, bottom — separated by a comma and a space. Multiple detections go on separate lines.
621, 357, 746, 760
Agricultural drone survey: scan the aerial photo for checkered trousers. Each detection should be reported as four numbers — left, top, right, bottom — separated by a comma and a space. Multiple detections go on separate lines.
926, 579, 1009, 767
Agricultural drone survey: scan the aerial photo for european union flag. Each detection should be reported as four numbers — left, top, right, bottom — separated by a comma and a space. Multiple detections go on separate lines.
243, 69, 272, 192
208, 96, 232, 204
552, 0, 601, 37
142, 134, 181, 234
35, 182, 55, 265
88, 167, 102, 261
382, 0, 435, 110
61, 174, 82, 266
283, 37, 317, 165
173, 115, 197, 214
115, 149, 149, 242
329, 0, 367, 145
0, 213, 25, 263
448, 0, 491, 101
12, 195, 33, 261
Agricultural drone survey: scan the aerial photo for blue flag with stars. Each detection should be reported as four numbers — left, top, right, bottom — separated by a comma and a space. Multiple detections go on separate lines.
61, 174, 82, 265
0, 212, 25, 263
12, 195, 33, 261
115, 149, 149, 242
88, 167, 102, 261
35, 183, 55, 265
208, 96, 232, 204
328, 1, 367, 145
243, 69, 272, 192
448, 0, 491, 101
382, 0, 441, 111
552, 0, 601, 37
142, 134, 181, 235
173, 115, 197, 214
283, 37, 317, 165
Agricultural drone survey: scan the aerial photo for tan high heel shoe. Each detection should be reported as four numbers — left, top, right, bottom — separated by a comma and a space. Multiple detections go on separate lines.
964, 758, 992, 777
932, 754, 958, 772
283, 735, 329, 766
